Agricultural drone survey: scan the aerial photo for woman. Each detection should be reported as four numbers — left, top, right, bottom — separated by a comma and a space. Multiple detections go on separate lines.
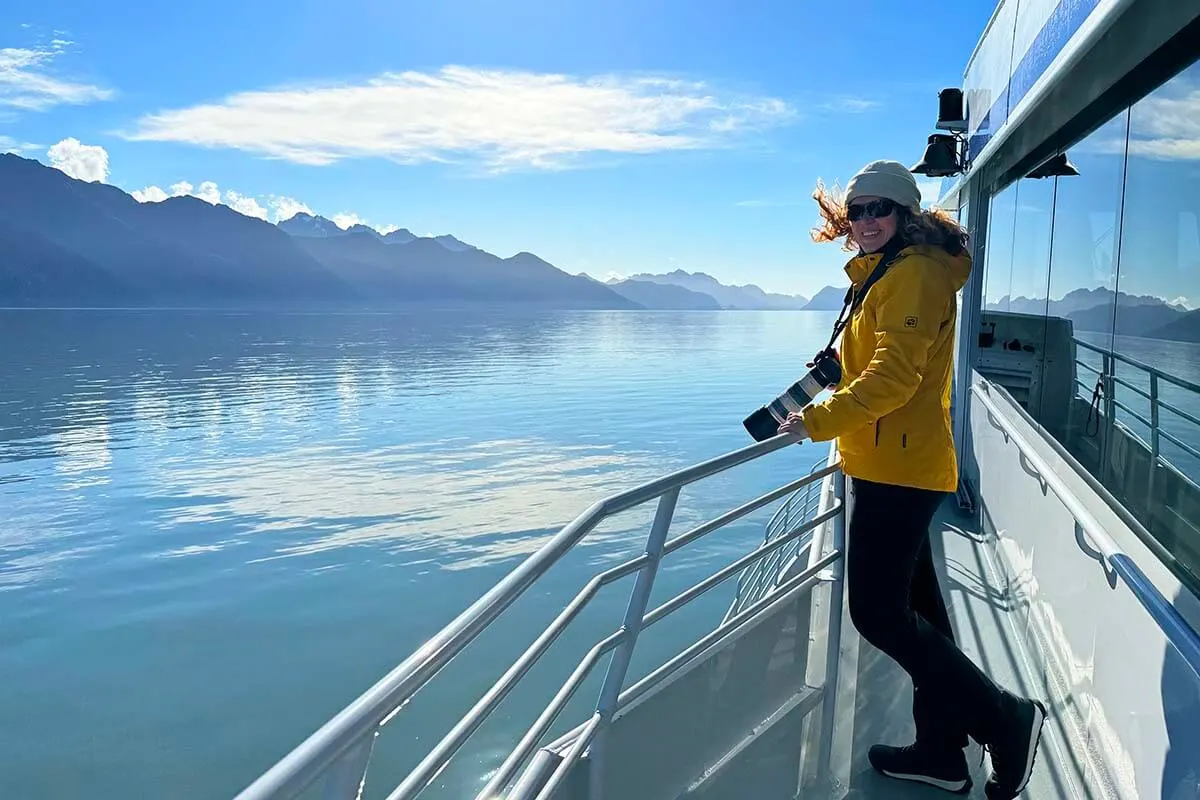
778, 160, 1046, 799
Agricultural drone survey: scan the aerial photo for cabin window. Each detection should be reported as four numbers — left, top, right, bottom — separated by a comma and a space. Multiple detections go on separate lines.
1007, 177, 1055, 323
979, 58, 1200, 585
981, 183, 1018, 314
1106, 60, 1200, 580
1030, 110, 1129, 447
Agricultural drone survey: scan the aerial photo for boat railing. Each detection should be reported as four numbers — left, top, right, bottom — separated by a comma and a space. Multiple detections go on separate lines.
729, 459, 827, 619
974, 380, 1200, 684
1074, 336, 1200, 495
232, 433, 848, 800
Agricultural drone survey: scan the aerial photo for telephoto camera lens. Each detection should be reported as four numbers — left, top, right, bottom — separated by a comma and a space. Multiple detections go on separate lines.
743, 351, 842, 442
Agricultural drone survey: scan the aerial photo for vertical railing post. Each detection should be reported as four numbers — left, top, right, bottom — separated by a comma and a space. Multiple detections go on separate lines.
1149, 372, 1160, 510
1101, 352, 1115, 480
587, 488, 680, 800
815, 470, 848, 787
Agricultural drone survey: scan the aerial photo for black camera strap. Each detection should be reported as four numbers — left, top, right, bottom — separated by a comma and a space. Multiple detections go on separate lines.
822, 241, 906, 355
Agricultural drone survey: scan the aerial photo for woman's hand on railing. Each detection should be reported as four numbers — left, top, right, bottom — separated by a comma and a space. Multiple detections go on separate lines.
778, 412, 810, 441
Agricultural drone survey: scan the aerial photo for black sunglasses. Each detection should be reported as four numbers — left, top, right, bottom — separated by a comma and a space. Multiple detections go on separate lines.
847, 198, 897, 222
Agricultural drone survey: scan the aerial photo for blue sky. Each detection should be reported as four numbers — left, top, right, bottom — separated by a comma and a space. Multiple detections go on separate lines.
0, 0, 995, 297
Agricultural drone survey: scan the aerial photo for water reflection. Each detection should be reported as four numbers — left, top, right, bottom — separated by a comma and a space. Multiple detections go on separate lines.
0, 308, 827, 588
53, 403, 112, 486
158, 437, 677, 570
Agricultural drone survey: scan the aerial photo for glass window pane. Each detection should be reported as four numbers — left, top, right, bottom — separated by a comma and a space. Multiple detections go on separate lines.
1033, 110, 1129, 454
976, 177, 1057, 414
1008, 178, 1054, 319
1111, 60, 1200, 582
983, 183, 1018, 314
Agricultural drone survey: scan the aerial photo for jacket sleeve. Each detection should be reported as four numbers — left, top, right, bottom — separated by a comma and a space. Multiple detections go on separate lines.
801, 259, 952, 442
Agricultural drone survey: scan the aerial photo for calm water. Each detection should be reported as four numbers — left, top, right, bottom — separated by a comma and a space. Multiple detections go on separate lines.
0, 310, 835, 800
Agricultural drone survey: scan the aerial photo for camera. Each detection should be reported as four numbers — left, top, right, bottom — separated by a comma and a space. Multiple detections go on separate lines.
743, 350, 842, 442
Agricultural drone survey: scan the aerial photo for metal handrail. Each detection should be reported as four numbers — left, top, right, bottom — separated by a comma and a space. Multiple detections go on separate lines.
1072, 337, 1200, 504
1075, 338, 1200, 395
765, 461, 825, 541
730, 460, 828, 618
234, 432, 846, 800
973, 381, 1200, 683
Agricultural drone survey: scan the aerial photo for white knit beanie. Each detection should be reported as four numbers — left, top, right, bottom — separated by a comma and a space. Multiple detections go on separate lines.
844, 160, 922, 211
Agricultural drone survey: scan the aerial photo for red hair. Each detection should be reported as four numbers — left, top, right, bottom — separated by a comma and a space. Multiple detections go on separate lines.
810, 179, 970, 254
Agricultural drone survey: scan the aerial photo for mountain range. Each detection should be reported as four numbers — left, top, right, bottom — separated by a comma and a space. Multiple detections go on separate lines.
8, 151, 1194, 343
0, 154, 634, 309
987, 288, 1200, 343
613, 270, 811, 310
0, 153, 831, 312
598, 278, 722, 310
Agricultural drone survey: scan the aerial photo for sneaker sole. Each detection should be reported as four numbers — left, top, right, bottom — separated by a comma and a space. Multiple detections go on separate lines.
992, 699, 1047, 797
880, 770, 971, 794
1016, 700, 1048, 793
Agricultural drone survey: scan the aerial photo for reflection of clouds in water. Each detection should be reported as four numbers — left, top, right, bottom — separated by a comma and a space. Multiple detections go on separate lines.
132, 383, 169, 438
193, 386, 223, 444
161, 438, 696, 570
0, 542, 106, 591
336, 361, 360, 422
161, 544, 224, 558
53, 402, 112, 489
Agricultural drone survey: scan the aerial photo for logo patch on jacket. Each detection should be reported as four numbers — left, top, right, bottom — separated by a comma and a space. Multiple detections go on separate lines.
904, 316, 918, 328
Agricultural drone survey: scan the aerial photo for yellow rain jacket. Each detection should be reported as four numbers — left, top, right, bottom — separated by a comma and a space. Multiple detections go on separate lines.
800, 243, 972, 493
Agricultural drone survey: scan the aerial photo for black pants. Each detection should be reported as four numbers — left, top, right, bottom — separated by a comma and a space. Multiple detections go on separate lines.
846, 477, 1005, 749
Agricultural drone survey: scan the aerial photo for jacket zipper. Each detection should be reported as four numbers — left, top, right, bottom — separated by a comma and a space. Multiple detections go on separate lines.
875, 419, 881, 447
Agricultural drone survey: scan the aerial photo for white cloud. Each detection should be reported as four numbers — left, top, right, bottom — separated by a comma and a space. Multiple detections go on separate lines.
224, 190, 268, 220
132, 185, 168, 203
1171, 296, 1193, 310
269, 196, 312, 222
1086, 79, 1200, 161
123, 66, 795, 171
0, 134, 39, 154
46, 137, 108, 182
0, 43, 113, 112
195, 180, 221, 204
1125, 139, 1200, 160
333, 215, 404, 235
819, 96, 881, 114
124, 171, 384, 230
135, 178, 269, 221
1125, 85, 1200, 160
332, 213, 363, 230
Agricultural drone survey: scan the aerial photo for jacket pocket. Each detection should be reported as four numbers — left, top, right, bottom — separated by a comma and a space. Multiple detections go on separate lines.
875, 418, 882, 447
902, 433, 908, 449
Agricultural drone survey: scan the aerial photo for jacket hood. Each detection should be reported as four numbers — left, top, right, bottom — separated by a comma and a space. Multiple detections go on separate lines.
910, 243, 972, 291
844, 242, 972, 292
